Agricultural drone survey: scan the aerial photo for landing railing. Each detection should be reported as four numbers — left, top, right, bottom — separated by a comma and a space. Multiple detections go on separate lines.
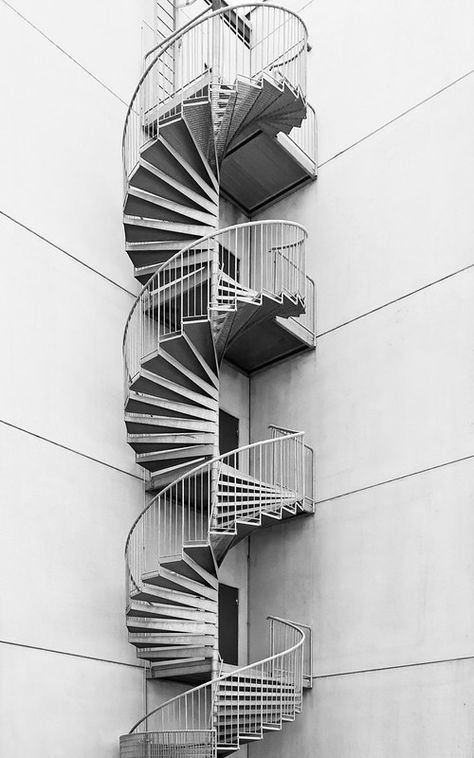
270, 424, 315, 508
211, 431, 307, 531
270, 617, 313, 688
123, 220, 308, 390
121, 617, 306, 751
124, 430, 309, 599
123, 3, 308, 181
120, 730, 216, 757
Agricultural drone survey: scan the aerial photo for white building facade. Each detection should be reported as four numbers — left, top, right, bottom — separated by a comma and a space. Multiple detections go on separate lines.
1, 0, 473, 756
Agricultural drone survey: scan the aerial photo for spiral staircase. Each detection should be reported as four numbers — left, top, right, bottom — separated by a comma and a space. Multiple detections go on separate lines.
120, 4, 316, 756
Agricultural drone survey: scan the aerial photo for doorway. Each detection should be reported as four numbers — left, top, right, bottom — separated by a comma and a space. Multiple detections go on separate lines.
219, 583, 239, 665
219, 409, 239, 463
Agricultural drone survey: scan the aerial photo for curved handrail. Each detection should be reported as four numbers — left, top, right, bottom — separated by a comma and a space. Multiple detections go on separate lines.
126, 2, 308, 122
125, 430, 302, 548
122, 218, 308, 349
122, 220, 308, 393
125, 430, 305, 593
128, 616, 305, 734
123, 3, 308, 180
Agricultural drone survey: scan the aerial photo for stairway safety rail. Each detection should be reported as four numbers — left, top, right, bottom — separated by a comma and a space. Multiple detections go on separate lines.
125, 430, 310, 600
120, 617, 306, 756
270, 423, 316, 506
123, 220, 307, 387
123, 3, 308, 180
120, 3, 315, 755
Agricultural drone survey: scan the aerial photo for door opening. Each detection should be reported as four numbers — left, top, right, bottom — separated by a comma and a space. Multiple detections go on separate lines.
219, 409, 239, 464
219, 583, 239, 665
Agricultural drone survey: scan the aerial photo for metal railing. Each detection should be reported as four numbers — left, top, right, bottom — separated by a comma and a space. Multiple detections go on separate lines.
121, 616, 306, 755
123, 220, 308, 390
211, 430, 306, 530
120, 730, 216, 758
124, 429, 309, 599
269, 617, 313, 687
269, 424, 315, 508
123, 3, 308, 182
268, 615, 310, 689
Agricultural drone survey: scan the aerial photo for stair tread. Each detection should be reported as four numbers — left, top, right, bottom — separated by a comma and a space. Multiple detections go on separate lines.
136, 444, 215, 468
136, 158, 218, 215
150, 655, 207, 666
143, 566, 218, 600
161, 552, 218, 589
128, 431, 215, 443
126, 390, 217, 421
126, 185, 217, 226
127, 615, 215, 629
157, 133, 219, 203
126, 412, 213, 426
127, 599, 216, 621
128, 632, 214, 649
130, 584, 216, 611
124, 213, 215, 238
130, 368, 218, 410
141, 347, 219, 401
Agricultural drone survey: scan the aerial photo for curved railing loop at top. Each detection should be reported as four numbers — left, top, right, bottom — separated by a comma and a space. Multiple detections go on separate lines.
123, 3, 308, 180
121, 616, 306, 743
123, 219, 308, 388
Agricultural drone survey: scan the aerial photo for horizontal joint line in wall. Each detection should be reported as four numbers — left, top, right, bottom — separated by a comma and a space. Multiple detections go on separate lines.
1, 0, 129, 106
0, 639, 144, 669
317, 68, 474, 169
316, 262, 474, 338
0, 209, 136, 297
0, 418, 142, 481
315, 452, 474, 505
313, 653, 474, 680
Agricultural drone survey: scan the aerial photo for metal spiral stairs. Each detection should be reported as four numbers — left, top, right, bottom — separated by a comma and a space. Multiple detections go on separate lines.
120, 4, 315, 756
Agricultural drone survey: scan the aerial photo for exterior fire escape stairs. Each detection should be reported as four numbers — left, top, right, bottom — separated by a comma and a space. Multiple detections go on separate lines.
120, 4, 316, 756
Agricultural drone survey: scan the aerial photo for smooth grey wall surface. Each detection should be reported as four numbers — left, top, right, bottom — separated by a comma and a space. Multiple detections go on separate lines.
248, 0, 474, 755
0, 1, 153, 755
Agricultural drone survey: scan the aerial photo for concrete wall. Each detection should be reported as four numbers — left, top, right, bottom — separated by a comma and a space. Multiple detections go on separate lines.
1, 0, 472, 755
248, 0, 474, 755
0, 1, 153, 755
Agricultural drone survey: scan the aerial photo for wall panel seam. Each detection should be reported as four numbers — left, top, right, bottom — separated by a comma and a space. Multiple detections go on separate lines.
249, 263, 474, 379
317, 68, 474, 169
313, 653, 474, 680
0, 0, 130, 107
0, 638, 144, 669
316, 262, 474, 338
0, 418, 142, 481
316, 451, 474, 505
0, 210, 136, 297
